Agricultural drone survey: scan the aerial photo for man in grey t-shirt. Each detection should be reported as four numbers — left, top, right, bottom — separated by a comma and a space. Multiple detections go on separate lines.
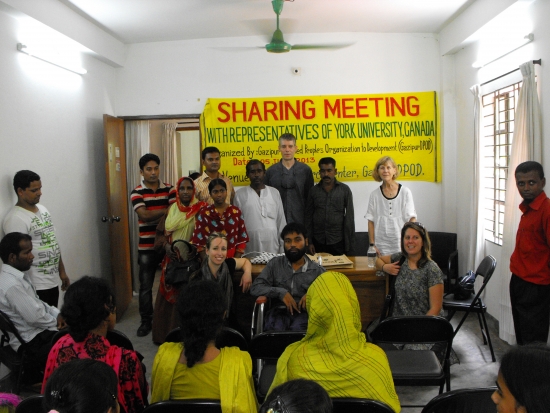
265, 134, 314, 226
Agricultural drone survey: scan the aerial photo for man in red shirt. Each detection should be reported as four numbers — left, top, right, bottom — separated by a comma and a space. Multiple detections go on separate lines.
510, 161, 550, 345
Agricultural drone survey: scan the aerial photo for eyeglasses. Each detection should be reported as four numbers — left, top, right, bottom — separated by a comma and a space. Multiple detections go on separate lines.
403, 221, 425, 231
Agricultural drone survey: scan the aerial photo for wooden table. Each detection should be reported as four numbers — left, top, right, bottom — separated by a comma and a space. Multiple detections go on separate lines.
231, 256, 388, 339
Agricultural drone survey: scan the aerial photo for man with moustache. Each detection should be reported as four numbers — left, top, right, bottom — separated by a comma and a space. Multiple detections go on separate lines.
306, 157, 355, 256
250, 222, 325, 331
194, 146, 235, 205
234, 159, 286, 254
510, 161, 550, 345
0, 232, 65, 381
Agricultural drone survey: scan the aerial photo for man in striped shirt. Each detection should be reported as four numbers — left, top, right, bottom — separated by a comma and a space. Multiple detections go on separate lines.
130, 153, 176, 337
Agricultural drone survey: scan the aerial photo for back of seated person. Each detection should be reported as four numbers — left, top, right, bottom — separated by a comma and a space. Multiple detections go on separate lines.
151, 280, 258, 413
261, 379, 332, 413
43, 358, 119, 413
42, 276, 148, 413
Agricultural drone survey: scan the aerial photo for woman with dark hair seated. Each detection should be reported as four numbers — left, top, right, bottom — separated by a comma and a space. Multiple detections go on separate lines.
42, 276, 148, 413
191, 178, 249, 259
261, 379, 332, 413
43, 358, 119, 413
268, 272, 400, 412
151, 280, 257, 412
492, 343, 550, 413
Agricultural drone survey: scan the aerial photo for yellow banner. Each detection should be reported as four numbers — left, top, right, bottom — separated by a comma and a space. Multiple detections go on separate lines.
200, 92, 440, 184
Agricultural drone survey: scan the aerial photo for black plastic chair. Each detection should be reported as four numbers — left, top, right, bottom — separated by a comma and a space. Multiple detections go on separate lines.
143, 399, 222, 413
370, 316, 454, 406
332, 398, 395, 413
164, 326, 248, 351
51, 328, 134, 350
0, 309, 30, 394
421, 387, 497, 413
248, 331, 306, 402
443, 255, 497, 362
429, 232, 459, 293
15, 394, 46, 413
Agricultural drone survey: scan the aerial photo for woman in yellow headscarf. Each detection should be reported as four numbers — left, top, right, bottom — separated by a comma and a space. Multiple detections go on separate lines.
268, 271, 401, 413
153, 177, 207, 344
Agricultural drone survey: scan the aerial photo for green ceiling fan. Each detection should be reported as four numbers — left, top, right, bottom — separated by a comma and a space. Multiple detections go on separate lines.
265, 0, 352, 53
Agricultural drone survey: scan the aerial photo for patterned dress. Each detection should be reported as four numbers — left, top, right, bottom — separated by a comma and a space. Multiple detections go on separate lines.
190, 204, 249, 257
42, 333, 148, 413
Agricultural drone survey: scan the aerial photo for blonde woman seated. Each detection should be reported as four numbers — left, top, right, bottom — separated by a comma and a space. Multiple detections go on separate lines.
268, 271, 400, 413
151, 280, 258, 413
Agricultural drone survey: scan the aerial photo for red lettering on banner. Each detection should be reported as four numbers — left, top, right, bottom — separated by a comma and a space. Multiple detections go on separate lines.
248, 102, 262, 121
303, 100, 315, 119
370, 97, 383, 117
217, 102, 230, 122
232, 102, 246, 122
284, 100, 300, 120
264, 101, 279, 121
324, 99, 341, 118
355, 98, 369, 118
407, 96, 420, 116
342, 98, 354, 118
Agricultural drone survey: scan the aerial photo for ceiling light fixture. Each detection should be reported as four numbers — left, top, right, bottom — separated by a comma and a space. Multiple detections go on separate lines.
17, 43, 87, 75
472, 33, 534, 69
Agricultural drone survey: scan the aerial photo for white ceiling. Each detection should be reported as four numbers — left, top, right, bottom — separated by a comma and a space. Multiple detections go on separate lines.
59, 0, 476, 44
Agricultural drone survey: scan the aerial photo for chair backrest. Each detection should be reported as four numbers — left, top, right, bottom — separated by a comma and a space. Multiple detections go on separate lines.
143, 399, 222, 413
50, 329, 134, 350
475, 255, 497, 283
249, 331, 306, 359
15, 395, 46, 413
216, 327, 248, 351
164, 327, 248, 351
0, 309, 26, 346
332, 398, 395, 413
421, 387, 496, 413
370, 316, 454, 345
348, 232, 370, 256
429, 232, 458, 275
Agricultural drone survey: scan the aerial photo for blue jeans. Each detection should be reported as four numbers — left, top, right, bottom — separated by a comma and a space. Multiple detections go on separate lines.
264, 306, 309, 331
138, 251, 160, 323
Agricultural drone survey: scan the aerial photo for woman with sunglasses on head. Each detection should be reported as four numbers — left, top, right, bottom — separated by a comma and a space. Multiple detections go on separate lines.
191, 178, 249, 260
365, 156, 417, 256
190, 232, 252, 321
375, 222, 443, 318
153, 176, 207, 344
42, 276, 148, 413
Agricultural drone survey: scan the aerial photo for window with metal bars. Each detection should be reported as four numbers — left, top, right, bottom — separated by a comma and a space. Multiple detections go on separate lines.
482, 81, 521, 245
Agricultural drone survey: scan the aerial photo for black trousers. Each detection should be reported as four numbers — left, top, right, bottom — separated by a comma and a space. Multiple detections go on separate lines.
138, 251, 161, 323
510, 274, 550, 345
37, 286, 59, 308
20, 329, 57, 382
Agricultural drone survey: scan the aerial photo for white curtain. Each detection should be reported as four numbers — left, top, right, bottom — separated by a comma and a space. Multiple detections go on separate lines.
125, 121, 150, 291
162, 122, 178, 185
468, 85, 486, 272
499, 61, 542, 344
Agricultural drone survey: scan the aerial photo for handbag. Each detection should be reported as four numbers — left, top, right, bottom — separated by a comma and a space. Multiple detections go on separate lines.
164, 240, 201, 287
453, 270, 476, 300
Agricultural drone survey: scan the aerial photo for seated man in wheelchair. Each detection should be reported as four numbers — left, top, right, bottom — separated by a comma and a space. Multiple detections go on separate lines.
250, 223, 325, 331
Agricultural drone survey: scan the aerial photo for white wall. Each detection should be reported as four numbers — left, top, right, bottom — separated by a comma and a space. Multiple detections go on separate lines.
445, 0, 550, 322
0, 9, 118, 283
115, 32, 447, 233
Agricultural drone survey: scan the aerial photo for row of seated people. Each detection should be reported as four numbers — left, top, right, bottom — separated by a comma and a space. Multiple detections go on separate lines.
10, 273, 550, 413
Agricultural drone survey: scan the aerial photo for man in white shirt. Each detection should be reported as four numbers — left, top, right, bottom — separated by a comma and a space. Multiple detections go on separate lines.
0, 232, 65, 382
3, 170, 70, 307
234, 160, 286, 254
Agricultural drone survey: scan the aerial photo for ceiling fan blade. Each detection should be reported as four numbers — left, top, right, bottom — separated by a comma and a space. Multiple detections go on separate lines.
291, 43, 354, 50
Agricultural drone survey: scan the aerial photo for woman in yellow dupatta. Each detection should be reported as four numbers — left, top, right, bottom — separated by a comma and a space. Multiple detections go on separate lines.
152, 177, 207, 344
268, 271, 401, 413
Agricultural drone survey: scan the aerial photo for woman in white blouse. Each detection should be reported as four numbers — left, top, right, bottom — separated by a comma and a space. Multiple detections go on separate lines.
365, 156, 417, 256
